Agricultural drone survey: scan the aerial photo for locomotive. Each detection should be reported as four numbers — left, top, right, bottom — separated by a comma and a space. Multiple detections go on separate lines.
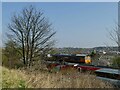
47, 54, 91, 64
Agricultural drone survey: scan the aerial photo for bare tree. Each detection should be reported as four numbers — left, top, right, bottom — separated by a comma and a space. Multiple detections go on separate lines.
108, 2, 120, 52
8, 5, 56, 66
109, 25, 120, 52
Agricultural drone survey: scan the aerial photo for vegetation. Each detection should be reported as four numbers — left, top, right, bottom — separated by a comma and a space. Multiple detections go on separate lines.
109, 24, 120, 52
1, 4, 119, 89
112, 56, 120, 68
2, 66, 26, 88
2, 66, 113, 88
2, 40, 24, 68
7, 5, 56, 66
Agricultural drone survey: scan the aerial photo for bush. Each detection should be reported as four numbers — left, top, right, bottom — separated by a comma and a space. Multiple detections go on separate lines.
112, 56, 120, 68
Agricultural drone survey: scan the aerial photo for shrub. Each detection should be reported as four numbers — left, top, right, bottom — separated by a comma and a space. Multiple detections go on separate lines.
112, 56, 120, 68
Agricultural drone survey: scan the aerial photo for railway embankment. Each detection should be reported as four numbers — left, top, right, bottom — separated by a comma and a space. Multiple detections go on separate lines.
2, 65, 115, 88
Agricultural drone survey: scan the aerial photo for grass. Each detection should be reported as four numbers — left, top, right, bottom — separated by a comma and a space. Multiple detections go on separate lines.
2, 66, 26, 88
2, 65, 114, 88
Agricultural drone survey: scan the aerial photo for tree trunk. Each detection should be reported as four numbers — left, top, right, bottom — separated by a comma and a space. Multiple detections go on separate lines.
26, 36, 29, 65
29, 39, 34, 66
22, 35, 26, 65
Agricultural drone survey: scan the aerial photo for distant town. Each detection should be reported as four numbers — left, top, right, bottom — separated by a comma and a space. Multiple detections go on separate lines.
54, 46, 120, 54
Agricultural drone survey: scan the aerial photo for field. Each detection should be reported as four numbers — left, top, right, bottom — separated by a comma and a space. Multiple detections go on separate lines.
2, 65, 114, 88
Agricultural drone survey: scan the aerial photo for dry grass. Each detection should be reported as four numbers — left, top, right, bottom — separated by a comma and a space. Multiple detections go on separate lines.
2, 65, 114, 88
2, 66, 26, 88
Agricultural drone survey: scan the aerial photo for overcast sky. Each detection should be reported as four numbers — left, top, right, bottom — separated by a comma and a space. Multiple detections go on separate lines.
2, 2, 118, 48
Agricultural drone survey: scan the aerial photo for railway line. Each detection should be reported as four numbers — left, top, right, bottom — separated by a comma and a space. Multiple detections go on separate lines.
46, 54, 120, 87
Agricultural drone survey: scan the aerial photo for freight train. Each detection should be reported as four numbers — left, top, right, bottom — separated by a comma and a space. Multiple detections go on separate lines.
47, 54, 91, 64
46, 54, 120, 87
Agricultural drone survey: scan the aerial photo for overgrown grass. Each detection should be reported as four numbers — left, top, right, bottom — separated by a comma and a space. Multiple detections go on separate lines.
2, 66, 26, 88
2, 65, 114, 88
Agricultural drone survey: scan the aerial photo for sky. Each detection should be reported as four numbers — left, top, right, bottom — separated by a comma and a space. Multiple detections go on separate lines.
2, 2, 118, 48
0, 2, 2, 48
